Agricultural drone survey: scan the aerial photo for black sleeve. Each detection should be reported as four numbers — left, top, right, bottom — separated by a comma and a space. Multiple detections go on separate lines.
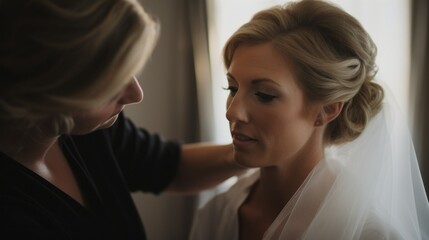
106, 113, 181, 193
71, 113, 181, 194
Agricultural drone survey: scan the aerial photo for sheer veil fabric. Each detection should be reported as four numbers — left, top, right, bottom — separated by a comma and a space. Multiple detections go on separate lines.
264, 86, 429, 239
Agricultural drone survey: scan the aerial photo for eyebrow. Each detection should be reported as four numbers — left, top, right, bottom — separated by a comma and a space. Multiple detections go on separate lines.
226, 72, 281, 87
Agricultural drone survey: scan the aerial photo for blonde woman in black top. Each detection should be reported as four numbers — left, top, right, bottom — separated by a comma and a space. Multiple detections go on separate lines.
0, 0, 243, 238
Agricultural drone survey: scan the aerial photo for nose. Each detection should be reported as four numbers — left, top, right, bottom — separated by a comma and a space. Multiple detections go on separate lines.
225, 94, 249, 124
118, 76, 143, 105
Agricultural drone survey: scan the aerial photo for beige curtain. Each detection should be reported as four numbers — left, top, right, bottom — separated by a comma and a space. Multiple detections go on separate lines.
187, 0, 216, 142
410, 0, 429, 197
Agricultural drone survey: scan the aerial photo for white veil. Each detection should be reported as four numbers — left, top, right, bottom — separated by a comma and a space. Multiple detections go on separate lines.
264, 87, 429, 239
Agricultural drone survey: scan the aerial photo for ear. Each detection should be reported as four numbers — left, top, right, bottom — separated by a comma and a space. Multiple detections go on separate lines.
314, 102, 344, 127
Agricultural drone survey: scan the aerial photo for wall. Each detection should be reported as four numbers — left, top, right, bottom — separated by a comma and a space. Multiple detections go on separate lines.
124, 0, 199, 239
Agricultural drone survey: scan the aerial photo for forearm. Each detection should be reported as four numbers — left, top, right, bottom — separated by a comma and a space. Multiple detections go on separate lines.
165, 143, 246, 194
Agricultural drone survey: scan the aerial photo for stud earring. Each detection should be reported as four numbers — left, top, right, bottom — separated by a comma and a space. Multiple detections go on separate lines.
315, 120, 322, 126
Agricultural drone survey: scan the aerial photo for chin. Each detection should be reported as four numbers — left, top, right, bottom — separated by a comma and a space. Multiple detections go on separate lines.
233, 153, 260, 168
99, 115, 119, 129
71, 115, 119, 135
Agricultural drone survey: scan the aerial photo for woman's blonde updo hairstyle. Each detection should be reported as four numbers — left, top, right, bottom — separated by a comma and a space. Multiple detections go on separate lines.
223, 0, 384, 144
0, 0, 159, 134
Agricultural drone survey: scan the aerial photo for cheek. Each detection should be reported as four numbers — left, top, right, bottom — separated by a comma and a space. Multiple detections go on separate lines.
264, 111, 314, 155
75, 109, 107, 123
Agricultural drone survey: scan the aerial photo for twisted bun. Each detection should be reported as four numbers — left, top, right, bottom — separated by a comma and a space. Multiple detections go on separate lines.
327, 81, 384, 144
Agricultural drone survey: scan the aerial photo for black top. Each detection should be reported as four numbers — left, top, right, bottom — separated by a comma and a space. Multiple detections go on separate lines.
0, 113, 181, 239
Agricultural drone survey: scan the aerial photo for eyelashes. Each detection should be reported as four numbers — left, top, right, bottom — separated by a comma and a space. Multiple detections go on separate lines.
222, 86, 237, 96
222, 86, 278, 103
255, 92, 277, 102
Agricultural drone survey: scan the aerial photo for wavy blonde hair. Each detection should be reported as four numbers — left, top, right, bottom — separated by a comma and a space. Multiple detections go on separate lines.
223, 0, 384, 144
0, 0, 159, 134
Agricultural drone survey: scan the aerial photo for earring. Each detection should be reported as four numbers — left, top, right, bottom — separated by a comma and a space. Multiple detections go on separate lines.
315, 120, 322, 126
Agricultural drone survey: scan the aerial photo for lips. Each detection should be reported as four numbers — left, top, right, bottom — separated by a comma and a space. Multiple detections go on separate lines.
231, 131, 257, 142
234, 133, 254, 141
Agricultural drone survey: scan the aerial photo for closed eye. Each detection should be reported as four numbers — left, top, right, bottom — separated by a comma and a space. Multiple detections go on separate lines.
255, 92, 277, 102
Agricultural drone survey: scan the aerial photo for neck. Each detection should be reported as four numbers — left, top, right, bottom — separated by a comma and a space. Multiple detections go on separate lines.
0, 126, 59, 169
256, 140, 324, 213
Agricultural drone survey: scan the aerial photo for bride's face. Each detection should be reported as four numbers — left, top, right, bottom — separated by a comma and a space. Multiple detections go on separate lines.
225, 43, 319, 168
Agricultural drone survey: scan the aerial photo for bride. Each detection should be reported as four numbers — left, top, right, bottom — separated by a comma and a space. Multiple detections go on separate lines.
190, 1, 429, 239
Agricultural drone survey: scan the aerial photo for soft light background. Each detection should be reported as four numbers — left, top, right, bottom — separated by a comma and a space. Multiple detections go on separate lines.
124, 0, 426, 239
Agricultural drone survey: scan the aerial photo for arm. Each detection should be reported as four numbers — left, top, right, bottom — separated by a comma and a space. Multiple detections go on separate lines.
102, 113, 244, 194
165, 143, 246, 193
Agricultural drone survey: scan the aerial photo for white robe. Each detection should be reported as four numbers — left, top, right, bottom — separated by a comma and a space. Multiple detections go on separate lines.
189, 171, 259, 240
